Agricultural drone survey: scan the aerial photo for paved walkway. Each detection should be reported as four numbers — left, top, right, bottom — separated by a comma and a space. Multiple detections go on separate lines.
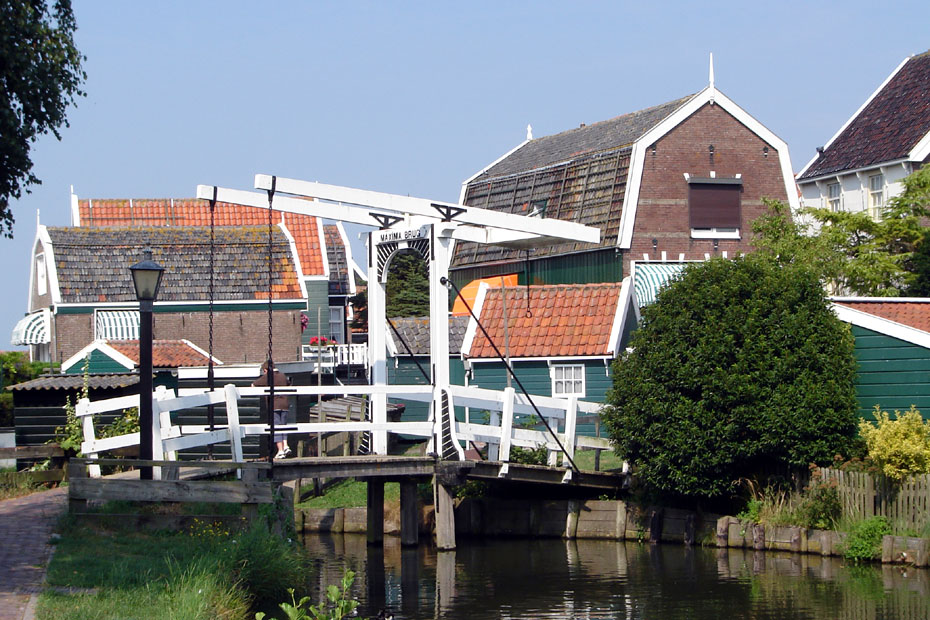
0, 487, 67, 620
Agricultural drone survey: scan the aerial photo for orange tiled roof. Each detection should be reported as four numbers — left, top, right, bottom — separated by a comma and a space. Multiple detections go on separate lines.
834, 300, 930, 333
107, 339, 215, 368
469, 283, 622, 358
78, 199, 325, 276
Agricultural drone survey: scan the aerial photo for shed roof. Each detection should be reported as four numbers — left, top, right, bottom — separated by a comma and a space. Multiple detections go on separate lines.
833, 299, 930, 333
324, 224, 351, 296
389, 316, 469, 356
6, 374, 139, 392
107, 340, 214, 368
467, 283, 623, 358
798, 51, 930, 180
77, 198, 327, 276
46, 226, 302, 303
454, 95, 693, 268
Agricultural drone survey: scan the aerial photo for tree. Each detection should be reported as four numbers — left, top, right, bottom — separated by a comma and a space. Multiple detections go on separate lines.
753, 165, 930, 297
0, 351, 53, 426
385, 252, 429, 318
601, 255, 859, 499
0, 0, 86, 238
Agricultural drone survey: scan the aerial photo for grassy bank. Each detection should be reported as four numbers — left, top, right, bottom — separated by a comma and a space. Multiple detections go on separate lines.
38, 515, 311, 620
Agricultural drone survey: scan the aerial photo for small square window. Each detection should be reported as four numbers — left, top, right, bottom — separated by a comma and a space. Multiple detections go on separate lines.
551, 364, 585, 398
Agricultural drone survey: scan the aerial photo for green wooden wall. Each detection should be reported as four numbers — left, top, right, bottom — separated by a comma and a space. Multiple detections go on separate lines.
852, 325, 930, 421
387, 356, 465, 422
469, 358, 612, 436
65, 349, 129, 374
302, 280, 332, 345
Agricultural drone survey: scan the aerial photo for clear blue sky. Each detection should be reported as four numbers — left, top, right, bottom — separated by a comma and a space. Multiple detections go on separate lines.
3, 0, 929, 351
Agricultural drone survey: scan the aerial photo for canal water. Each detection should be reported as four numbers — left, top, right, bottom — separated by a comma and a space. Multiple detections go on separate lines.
301, 533, 930, 619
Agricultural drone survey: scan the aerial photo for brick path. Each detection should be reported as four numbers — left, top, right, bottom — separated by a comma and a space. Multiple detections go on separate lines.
0, 488, 67, 620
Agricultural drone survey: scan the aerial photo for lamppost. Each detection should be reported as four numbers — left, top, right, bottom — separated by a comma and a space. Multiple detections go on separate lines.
130, 249, 164, 481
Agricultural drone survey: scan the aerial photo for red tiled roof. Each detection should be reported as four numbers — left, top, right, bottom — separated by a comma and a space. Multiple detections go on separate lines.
469, 283, 622, 358
834, 300, 930, 333
107, 339, 215, 368
78, 199, 325, 276
799, 51, 930, 180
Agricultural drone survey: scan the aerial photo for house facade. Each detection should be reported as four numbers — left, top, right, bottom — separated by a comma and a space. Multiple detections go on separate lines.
450, 83, 798, 289
797, 51, 930, 216
17, 225, 305, 365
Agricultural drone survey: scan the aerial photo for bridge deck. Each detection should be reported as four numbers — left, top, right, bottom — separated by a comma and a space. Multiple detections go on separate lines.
270, 455, 627, 492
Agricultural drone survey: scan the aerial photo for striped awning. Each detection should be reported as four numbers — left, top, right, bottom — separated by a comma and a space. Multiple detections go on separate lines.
632, 263, 687, 307
95, 310, 140, 340
11, 310, 50, 346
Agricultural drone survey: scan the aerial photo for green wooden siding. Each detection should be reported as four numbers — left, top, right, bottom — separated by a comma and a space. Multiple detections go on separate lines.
66, 349, 130, 374
852, 326, 930, 421
302, 280, 331, 345
387, 356, 466, 422
470, 359, 612, 436
451, 248, 623, 292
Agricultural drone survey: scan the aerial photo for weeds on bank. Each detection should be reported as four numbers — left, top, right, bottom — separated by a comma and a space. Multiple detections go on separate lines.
737, 469, 841, 530
38, 515, 311, 620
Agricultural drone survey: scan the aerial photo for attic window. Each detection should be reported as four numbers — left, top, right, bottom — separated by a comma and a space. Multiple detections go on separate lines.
688, 177, 742, 239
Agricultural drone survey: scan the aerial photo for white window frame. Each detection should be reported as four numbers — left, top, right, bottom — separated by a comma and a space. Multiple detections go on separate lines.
690, 227, 740, 240
35, 253, 47, 296
551, 363, 586, 398
328, 306, 344, 344
869, 174, 884, 218
827, 182, 841, 212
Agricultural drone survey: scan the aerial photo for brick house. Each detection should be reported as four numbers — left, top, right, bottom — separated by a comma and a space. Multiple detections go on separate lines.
450, 82, 799, 289
12, 196, 365, 362
17, 225, 305, 365
797, 51, 930, 216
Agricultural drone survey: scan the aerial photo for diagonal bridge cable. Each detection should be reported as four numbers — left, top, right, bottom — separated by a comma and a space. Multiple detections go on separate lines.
440, 276, 579, 473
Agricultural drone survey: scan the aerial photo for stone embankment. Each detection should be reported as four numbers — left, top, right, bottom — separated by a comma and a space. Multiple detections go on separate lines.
299, 497, 930, 567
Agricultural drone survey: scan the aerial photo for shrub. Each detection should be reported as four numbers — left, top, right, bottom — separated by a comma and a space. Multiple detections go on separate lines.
602, 255, 859, 498
841, 516, 891, 564
858, 405, 930, 481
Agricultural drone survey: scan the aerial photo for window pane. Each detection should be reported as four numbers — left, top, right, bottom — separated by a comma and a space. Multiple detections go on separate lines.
555, 382, 564, 394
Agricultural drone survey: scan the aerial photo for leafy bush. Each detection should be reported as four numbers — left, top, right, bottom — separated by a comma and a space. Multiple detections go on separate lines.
841, 516, 891, 564
858, 405, 930, 481
602, 255, 859, 498
794, 470, 841, 529
226, 520, 310, 610
256, 570, 358, 620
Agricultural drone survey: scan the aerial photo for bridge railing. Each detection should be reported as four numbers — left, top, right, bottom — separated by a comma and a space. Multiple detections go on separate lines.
300, 343, 368, 370
77, 382, 612, 480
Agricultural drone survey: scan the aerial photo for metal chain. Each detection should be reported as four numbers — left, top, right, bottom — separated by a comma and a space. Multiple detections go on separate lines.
266, 177, 277, 465
207, 188, 216, 458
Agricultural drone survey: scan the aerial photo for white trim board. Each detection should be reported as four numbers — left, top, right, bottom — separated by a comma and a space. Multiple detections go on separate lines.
832, 303, 930, 349
618, 86, 799, 249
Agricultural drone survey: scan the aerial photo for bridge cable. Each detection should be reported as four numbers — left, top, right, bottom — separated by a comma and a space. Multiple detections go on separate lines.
441, 277, 579, 473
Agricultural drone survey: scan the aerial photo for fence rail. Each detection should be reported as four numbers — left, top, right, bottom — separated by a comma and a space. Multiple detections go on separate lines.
820, 467, 930, 533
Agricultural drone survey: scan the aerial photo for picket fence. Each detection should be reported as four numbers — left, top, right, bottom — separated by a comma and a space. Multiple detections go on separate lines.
820, 467, 930, 533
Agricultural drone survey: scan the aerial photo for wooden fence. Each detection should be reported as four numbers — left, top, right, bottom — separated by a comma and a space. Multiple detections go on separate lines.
820, 467, 930, 533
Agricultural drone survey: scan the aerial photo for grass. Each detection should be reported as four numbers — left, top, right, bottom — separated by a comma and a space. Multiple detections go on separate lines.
570, 448, 624, 472
38, 516, 312, 619
298, 479, 400, 509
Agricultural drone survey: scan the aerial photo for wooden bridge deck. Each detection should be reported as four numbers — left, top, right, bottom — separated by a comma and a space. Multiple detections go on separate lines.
270, 455, 627, 492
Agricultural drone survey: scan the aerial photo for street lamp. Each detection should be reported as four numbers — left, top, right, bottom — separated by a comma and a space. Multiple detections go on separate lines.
130, 248, 164, 480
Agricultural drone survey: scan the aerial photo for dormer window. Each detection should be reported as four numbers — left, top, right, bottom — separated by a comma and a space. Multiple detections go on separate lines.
36, 253, 47, 296
688, 177, 742, 239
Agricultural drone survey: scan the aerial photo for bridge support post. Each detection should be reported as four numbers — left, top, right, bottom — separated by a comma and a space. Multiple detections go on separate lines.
400, 480, 419, 546
366, 478, 384, 545
434, 479, 456, 551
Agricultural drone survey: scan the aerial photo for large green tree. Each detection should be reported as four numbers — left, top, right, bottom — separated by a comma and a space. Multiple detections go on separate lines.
1, 0, 85, 238
753, 165, 930, 296
602, 255, 859, 499
385, 252, 429, 318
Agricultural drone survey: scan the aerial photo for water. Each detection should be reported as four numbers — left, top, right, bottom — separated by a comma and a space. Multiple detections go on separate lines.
301, 533, 930, 619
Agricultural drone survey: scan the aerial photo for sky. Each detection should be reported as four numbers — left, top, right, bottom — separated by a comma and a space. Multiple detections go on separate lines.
3, 0, 929, 351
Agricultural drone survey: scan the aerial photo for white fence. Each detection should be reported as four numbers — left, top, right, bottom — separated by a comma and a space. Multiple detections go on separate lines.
76, 383, 613, 480
300, 343, 368, 371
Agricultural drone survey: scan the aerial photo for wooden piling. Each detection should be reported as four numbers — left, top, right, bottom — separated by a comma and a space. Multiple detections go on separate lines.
367, 478, 384, 545
400, 480, 419, 546
434, 480, 456, 550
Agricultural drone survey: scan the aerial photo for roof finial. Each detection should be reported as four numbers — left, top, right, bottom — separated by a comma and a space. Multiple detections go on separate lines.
526, 124, 533, 141
709, 52, 715, 89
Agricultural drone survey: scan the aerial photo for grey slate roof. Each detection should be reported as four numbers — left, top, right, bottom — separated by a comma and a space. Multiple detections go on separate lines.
6, 374, 139, 391
47, 226, 302, 304
324, 225, 350, 296
799, 51, 930, 180
454, 95, 694, 268
474, 95, 694, 182
389, 316, 469, 356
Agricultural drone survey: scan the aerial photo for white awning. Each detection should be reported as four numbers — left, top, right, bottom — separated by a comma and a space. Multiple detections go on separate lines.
95, 310, 139, 340
632, 263, 687, 307
11, 310, 50, 346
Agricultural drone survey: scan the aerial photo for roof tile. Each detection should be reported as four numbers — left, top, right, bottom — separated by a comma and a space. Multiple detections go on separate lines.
835, 300, 930, 333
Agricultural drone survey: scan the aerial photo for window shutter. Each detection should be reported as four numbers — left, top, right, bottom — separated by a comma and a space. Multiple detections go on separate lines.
689, 182, 741, 229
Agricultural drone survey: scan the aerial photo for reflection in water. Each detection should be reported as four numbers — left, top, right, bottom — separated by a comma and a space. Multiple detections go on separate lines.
301, 533, 930, 619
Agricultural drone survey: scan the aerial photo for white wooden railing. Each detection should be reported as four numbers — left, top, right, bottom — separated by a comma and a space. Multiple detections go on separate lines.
300, 343, 368, 370
75, 382, 613, 480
